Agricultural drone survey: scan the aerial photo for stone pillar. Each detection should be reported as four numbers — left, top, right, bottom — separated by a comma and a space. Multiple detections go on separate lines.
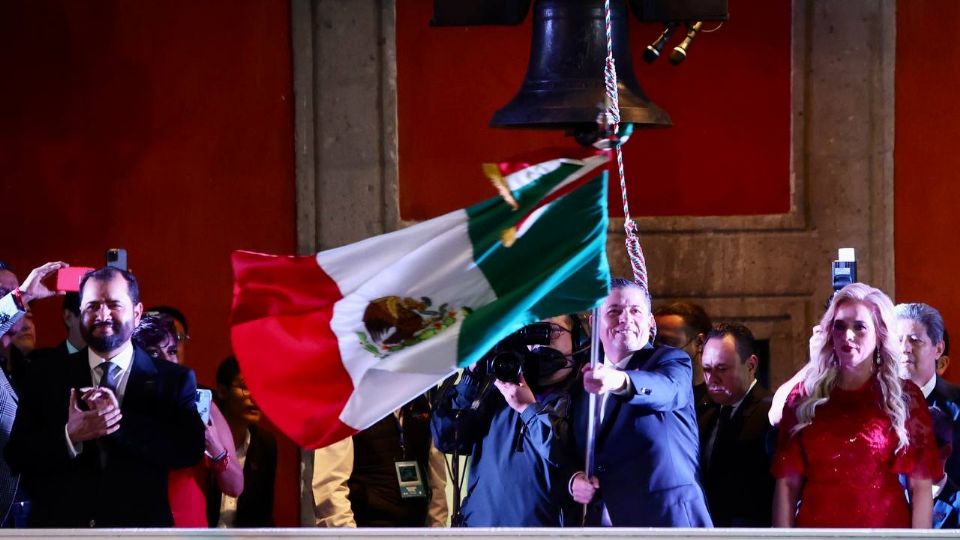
290, 0, 399, 524
292, 0, 399, 255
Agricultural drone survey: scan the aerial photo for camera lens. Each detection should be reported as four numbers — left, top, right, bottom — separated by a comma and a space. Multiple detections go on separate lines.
488, 351, 523, 384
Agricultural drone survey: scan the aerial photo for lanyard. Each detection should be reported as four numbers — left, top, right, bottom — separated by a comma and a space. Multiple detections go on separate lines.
393, 409, 406, 459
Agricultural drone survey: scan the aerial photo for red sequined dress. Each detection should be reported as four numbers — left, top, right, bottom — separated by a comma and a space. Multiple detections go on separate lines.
772, 376, 940, 528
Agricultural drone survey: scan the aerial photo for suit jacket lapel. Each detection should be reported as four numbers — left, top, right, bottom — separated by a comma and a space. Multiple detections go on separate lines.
729, 384, 760, 430
122, 347, 158, 411
596, 392, 618, 443
933, 497, 953, 528
699, 404, 719, 458
596, 348, 654, 442
69, 349, 93, 390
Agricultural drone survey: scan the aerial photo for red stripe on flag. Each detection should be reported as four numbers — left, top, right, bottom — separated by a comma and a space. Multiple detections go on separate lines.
230, 251, 356, 448
493, 147, 597, 176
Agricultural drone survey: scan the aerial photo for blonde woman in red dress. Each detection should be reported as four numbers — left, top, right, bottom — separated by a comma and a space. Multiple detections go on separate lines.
772, 282, 940, 528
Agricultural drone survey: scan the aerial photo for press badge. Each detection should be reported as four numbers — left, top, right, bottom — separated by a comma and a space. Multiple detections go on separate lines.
395, 461, 426, 498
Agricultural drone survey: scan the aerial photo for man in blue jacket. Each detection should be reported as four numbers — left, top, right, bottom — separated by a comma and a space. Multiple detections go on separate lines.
569, 277, 711, 527
431, 315, 585, 526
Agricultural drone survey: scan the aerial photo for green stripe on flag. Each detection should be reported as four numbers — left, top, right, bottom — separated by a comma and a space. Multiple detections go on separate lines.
456, 166, 610, 367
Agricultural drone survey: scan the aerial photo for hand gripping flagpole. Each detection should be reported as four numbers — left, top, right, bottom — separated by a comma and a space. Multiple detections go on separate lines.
582, 307, 603, 524
583, 0, 653, 523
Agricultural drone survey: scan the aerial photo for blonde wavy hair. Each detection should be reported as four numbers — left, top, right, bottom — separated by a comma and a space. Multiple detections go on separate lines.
791, 283, 911, 451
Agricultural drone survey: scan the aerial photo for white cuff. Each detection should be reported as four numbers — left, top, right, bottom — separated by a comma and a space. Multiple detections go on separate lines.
611, 371, 633, 396
65, 424, 82, 458
568, 471, 585, 496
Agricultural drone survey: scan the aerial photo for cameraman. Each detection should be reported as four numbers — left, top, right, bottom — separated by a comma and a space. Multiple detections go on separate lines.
431, 315, 585, 527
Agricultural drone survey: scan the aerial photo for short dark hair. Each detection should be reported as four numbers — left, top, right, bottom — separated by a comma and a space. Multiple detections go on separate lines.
79, 266, 140, 304
705, 322, 756, 363
0, 260, 12, 272
146, 305, 189, 335
653, 301, 712, 336
609, 277, 652, 311
62, 292, 81, 316
895, 302, 945, 346
132, 313, 177, 350
930, 406, 954, 450
216, 355, 241, 388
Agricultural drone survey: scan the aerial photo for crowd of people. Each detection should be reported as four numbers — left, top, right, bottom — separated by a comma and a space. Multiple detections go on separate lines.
2, 259, 959, 529
0, 261, 276, 528
308, 276, 960, 529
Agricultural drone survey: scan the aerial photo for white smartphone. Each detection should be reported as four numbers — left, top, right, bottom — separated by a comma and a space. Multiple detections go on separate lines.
196, 389, 213, 424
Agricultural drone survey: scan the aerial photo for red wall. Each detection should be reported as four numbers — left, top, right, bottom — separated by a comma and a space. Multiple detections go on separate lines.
895, 1, 960, 381
0, 0, 299, 526
396, 0, 792, 221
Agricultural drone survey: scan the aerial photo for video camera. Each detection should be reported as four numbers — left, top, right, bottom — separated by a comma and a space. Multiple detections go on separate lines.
474, 322, 553, 384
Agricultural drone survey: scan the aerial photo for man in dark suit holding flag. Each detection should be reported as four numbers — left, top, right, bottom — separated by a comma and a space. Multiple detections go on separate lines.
6, 267, 205, 527
569, 277, 711, 527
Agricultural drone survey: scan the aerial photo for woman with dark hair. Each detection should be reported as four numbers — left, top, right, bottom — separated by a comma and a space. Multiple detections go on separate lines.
133, 314, 243, 527
772, 283, 940, 528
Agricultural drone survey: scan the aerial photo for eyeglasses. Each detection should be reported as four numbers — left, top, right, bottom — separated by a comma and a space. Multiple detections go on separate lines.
547, 323, 572, 341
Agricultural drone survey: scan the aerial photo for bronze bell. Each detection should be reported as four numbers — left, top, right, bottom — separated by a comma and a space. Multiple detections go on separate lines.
490, 0, 671, 144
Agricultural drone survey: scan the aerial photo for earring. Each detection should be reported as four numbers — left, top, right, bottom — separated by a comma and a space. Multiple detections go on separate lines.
875, 347, 882, 366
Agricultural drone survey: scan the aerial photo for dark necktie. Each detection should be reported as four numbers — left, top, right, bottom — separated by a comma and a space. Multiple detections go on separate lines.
706, 405, 734, 473
715, 405, 734, 445
98, 361, 119, 396
95, 361, 120, 468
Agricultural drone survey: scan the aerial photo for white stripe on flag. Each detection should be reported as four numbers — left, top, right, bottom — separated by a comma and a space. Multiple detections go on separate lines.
321, 210, 497, 430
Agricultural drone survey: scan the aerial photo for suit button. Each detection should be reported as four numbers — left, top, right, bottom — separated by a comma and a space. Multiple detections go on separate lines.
596, 465, 606, 473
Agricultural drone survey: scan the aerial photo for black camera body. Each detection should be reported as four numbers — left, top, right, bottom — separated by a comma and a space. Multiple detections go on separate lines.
831, 248, 857, 291
106, 248, 128, 271
476, 323, 552, 384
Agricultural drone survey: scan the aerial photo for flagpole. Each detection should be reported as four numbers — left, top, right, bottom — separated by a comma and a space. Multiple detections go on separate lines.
582, 306, 602, 524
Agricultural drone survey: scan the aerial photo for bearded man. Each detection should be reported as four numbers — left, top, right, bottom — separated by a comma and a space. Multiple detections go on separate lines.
6, 266, 204, 527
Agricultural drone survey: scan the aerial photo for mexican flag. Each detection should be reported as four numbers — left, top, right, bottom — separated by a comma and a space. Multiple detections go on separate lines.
230, 155, 611, 449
